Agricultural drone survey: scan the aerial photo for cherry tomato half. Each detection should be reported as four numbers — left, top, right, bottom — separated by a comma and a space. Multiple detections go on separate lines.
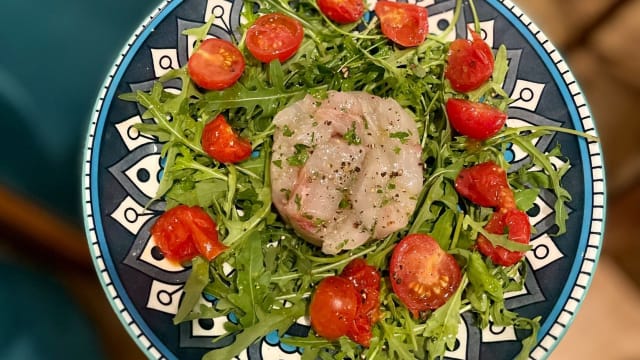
201, 114, 252, 164
341, 258, 380, 318
246, 13, 304, 63
375, 1, 428, 47
150, 205, 227, 263
477, 209, 531, 266
455, 161, 515, 209
341, 258, 381, 347
187, 38, 245, 90
317, 0, 364, 24
445, 31, 494, 92
309, 276, 360, 340
445, 98, 507, 140
389, 234, 462, 317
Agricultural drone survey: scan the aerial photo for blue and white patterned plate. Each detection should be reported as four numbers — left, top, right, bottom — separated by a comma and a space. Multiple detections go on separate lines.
82, 0, 606, 359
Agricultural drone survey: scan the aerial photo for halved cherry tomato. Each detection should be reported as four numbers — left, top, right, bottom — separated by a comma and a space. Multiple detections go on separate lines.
455, 161, 515, 209
340, 258, 381, 347
187, 38, 245, 90
341, 258, 380, 318
317, 0, 364, 24
150, 205, 227, 263
445, 98, 507, 140
201, 114, 252, 163
245, 13, 304, 63
374, 1, 428, 47
445, 31, 494, 92
477, 209, 531, 266
389, 234, 462, 317
309, 276, 360, 340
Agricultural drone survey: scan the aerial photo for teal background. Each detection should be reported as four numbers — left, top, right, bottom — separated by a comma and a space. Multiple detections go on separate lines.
0, 0, 157, 224
0, 1, 157, 359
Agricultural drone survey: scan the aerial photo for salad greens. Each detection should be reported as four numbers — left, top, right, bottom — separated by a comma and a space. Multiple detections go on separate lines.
120, 0, 595, 358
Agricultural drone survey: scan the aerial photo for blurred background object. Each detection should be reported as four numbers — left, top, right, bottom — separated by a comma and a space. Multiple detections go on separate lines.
0, 1, 157, 359
0, 0, 638, 359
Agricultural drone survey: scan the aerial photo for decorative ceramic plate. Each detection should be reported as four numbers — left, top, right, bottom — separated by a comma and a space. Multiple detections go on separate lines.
82, 0, 606, 359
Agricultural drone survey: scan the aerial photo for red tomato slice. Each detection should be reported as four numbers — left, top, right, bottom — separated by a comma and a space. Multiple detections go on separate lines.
246, 13, 304, 63
455, 161, 515, 209
375, 1, 428, 47
341, 258, 380, 317
389, 234, 462, 317
477, 209, 531, 266
340, 258, 381, 347
445, 31, 494, 92
317, 0, 364, 24
201, 114, 252, 163
150, 205, 227, 263
187, 38, 245, 90
309, 276, 360, 340
445, 98, 507, 140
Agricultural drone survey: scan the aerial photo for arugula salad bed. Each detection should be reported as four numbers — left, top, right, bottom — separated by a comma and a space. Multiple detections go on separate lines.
120, 0, 596, 358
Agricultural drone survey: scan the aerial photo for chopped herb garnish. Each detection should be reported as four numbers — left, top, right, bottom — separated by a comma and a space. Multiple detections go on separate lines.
390, 131, 411, 144
343, 121, 362, 145
286, 143, 311, 166
282, 125, 294, 137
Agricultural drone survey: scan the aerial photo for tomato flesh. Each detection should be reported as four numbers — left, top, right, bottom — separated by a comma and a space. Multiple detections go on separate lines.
341, 258, 380, 317
187, 38, 245, 90
477, 209, 531, 266
341, 258, 381, 347
246, 13, 304, 63
317, 0, 364, 24
375, 1, 428, 47
309, 276, 359, 340
389, 234, 462, 317
150, 205, 227, 263
201, 114, 252, 164
446, 98, 507, 140
445, 31, 494, 92
309, 258, 381, 346
455, 161, 515, 209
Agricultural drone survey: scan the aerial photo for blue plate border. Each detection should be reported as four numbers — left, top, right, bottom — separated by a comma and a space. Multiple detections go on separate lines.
487, 1, 606, 358
83, 1, 183, 359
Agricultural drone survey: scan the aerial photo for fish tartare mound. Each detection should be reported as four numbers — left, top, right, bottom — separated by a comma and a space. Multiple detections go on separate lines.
271, 91, 424, 254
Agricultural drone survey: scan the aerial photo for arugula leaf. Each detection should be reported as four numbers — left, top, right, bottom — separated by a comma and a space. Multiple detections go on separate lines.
467, 252, 503, 300
173, 256, 210, 324
462, 215, 532, 252
203, 302, 305, 360
429, 208, 456, 250
514, 188, 540, 212
489, 128, 573, 235
420, 276, 468, 360
225, 231, 267, 326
